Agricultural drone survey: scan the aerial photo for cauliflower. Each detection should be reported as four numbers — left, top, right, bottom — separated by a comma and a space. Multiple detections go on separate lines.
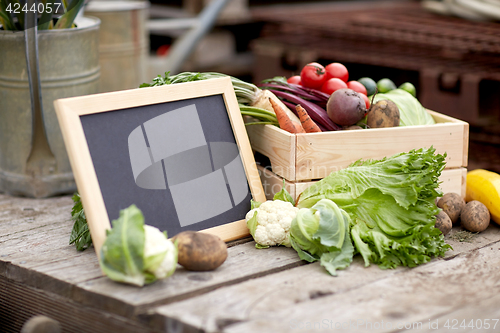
143, 225, 178, 279
245, 200, 299, 248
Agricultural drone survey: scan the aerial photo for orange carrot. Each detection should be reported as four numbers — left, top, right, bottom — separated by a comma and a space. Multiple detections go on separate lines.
296, 104, 322, 133
269, 97, 305, 133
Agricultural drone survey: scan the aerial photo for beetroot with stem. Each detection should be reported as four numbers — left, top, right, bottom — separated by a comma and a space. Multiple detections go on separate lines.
326, 88, 368, 126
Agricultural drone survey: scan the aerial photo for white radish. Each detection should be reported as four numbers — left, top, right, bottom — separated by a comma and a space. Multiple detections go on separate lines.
251, 89, 301, 124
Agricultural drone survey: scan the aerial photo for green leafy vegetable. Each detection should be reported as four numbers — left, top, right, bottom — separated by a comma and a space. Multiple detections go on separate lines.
371, 89, 435, 126
99, 205, 177, 287
290, 199, 354, 276
69, 193, 92, 251
273, 179, 295, 205
140, 72, 278, 126
297, 147, 451, 269
0, 0, 83, 31
140, 71, 259, 105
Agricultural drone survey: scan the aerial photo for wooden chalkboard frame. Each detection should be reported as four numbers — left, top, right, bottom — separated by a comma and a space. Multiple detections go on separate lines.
55, 77, 265, 258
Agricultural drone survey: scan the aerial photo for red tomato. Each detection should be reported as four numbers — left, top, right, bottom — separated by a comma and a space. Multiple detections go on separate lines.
287, 75, 302, 85
361, 93, 370, 109
320, 78, 347, 95
347, 80, 368, 96
300, 62, 327, 89
156, 45, 170, 57
325, 62, 349, 83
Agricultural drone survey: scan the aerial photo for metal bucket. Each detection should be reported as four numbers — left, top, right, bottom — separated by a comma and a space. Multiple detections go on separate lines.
0, 16, 100, 197
85, 1, 149, 92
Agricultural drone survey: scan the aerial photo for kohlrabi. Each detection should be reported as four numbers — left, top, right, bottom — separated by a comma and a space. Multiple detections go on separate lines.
99, 205, 177, 287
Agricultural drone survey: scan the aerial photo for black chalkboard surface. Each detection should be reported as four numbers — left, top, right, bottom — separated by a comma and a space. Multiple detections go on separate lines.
55, 77, 265, 257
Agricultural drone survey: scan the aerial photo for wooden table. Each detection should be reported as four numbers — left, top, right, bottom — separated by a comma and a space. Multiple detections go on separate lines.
1, 193, 500, 333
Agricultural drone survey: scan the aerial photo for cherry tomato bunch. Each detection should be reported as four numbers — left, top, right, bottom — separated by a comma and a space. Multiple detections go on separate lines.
287, 62, 370, 109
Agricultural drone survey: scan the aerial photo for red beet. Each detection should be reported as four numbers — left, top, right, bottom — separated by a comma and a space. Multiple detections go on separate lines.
326, 88, 368, 126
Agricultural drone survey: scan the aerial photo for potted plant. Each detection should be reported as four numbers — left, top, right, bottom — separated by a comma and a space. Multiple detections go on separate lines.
0, 0, 100, 198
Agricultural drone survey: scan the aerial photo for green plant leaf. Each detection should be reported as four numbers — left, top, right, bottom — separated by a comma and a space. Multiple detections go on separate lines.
0, 0, 17, 30
246, 211, 258, 238
312, 199, 345, 249
54, 0, 84, 29
99, 204, 148, 287
0, 10, 15, 30
250, 199, 261, 210
273, 179, 294, 205
297, 147, 450, 270
8, 0, 23, 29
320, 217, 354, 276
69, 193, 93, 251
37, 0, 53, 30
290, 237, 318, 263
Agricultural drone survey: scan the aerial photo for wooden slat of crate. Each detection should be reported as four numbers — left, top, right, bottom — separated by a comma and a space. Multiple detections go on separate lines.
247, 111, 469, 182
258, 165, 467, 201
247, 123, 296, 181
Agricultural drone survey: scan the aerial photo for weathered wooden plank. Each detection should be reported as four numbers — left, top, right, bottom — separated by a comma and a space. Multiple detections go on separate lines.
71, 241, 305, 319
0, 194, 73, 237
0, 275, 161, 333
0, 194, 103, 297
415, 293, 500, 332
220, 240, 500, 333
0, 222, 103, 298
0, 193, 305, 323
153, 257, 407, 332
444, 224, 500, 258
152, 226, 500, 333
0, 218, 82, 266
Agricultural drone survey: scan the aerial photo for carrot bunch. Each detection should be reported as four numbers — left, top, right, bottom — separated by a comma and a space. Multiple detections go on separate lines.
296, 104, 321, 133
269, 98, 322, 134
269, 98, 305, 133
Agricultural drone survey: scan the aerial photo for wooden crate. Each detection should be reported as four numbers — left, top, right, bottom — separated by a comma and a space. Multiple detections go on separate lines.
247, 110, 469, 182
258, 165, 468, 201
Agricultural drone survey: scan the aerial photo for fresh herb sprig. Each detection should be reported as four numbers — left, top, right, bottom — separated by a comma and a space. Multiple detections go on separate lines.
69, 193, 92, 251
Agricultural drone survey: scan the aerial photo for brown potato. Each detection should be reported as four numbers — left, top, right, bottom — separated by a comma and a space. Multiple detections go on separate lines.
344, 125, 363, 130
172, 231, 228, 271
366, 100, 400, 128
437, 192, 465, 224
435, 210, 452, 236
460, 201, 490, 233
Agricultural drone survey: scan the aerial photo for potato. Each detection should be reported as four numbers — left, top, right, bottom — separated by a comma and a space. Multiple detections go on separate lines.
172, 231, 228, 271
460, 200, 490, 232
435, 210, 452, 236
366, 100, 400, 128
344, 125, 363, 130
437, 192, 465, 224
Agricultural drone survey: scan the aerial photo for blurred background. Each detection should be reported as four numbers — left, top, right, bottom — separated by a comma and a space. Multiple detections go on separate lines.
83, 0, 500, 172
2, 0, 500, 198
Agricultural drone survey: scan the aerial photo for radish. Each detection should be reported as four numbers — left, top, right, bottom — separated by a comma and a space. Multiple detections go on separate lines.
326, 88, 368, 126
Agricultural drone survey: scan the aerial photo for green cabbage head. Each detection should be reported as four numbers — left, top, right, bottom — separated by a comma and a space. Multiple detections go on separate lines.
290, 199, 354, 276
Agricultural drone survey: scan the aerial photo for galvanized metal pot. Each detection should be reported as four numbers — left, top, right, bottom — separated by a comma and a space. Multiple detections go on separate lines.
86, 1, 149, 93
0, 16, 100, 198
